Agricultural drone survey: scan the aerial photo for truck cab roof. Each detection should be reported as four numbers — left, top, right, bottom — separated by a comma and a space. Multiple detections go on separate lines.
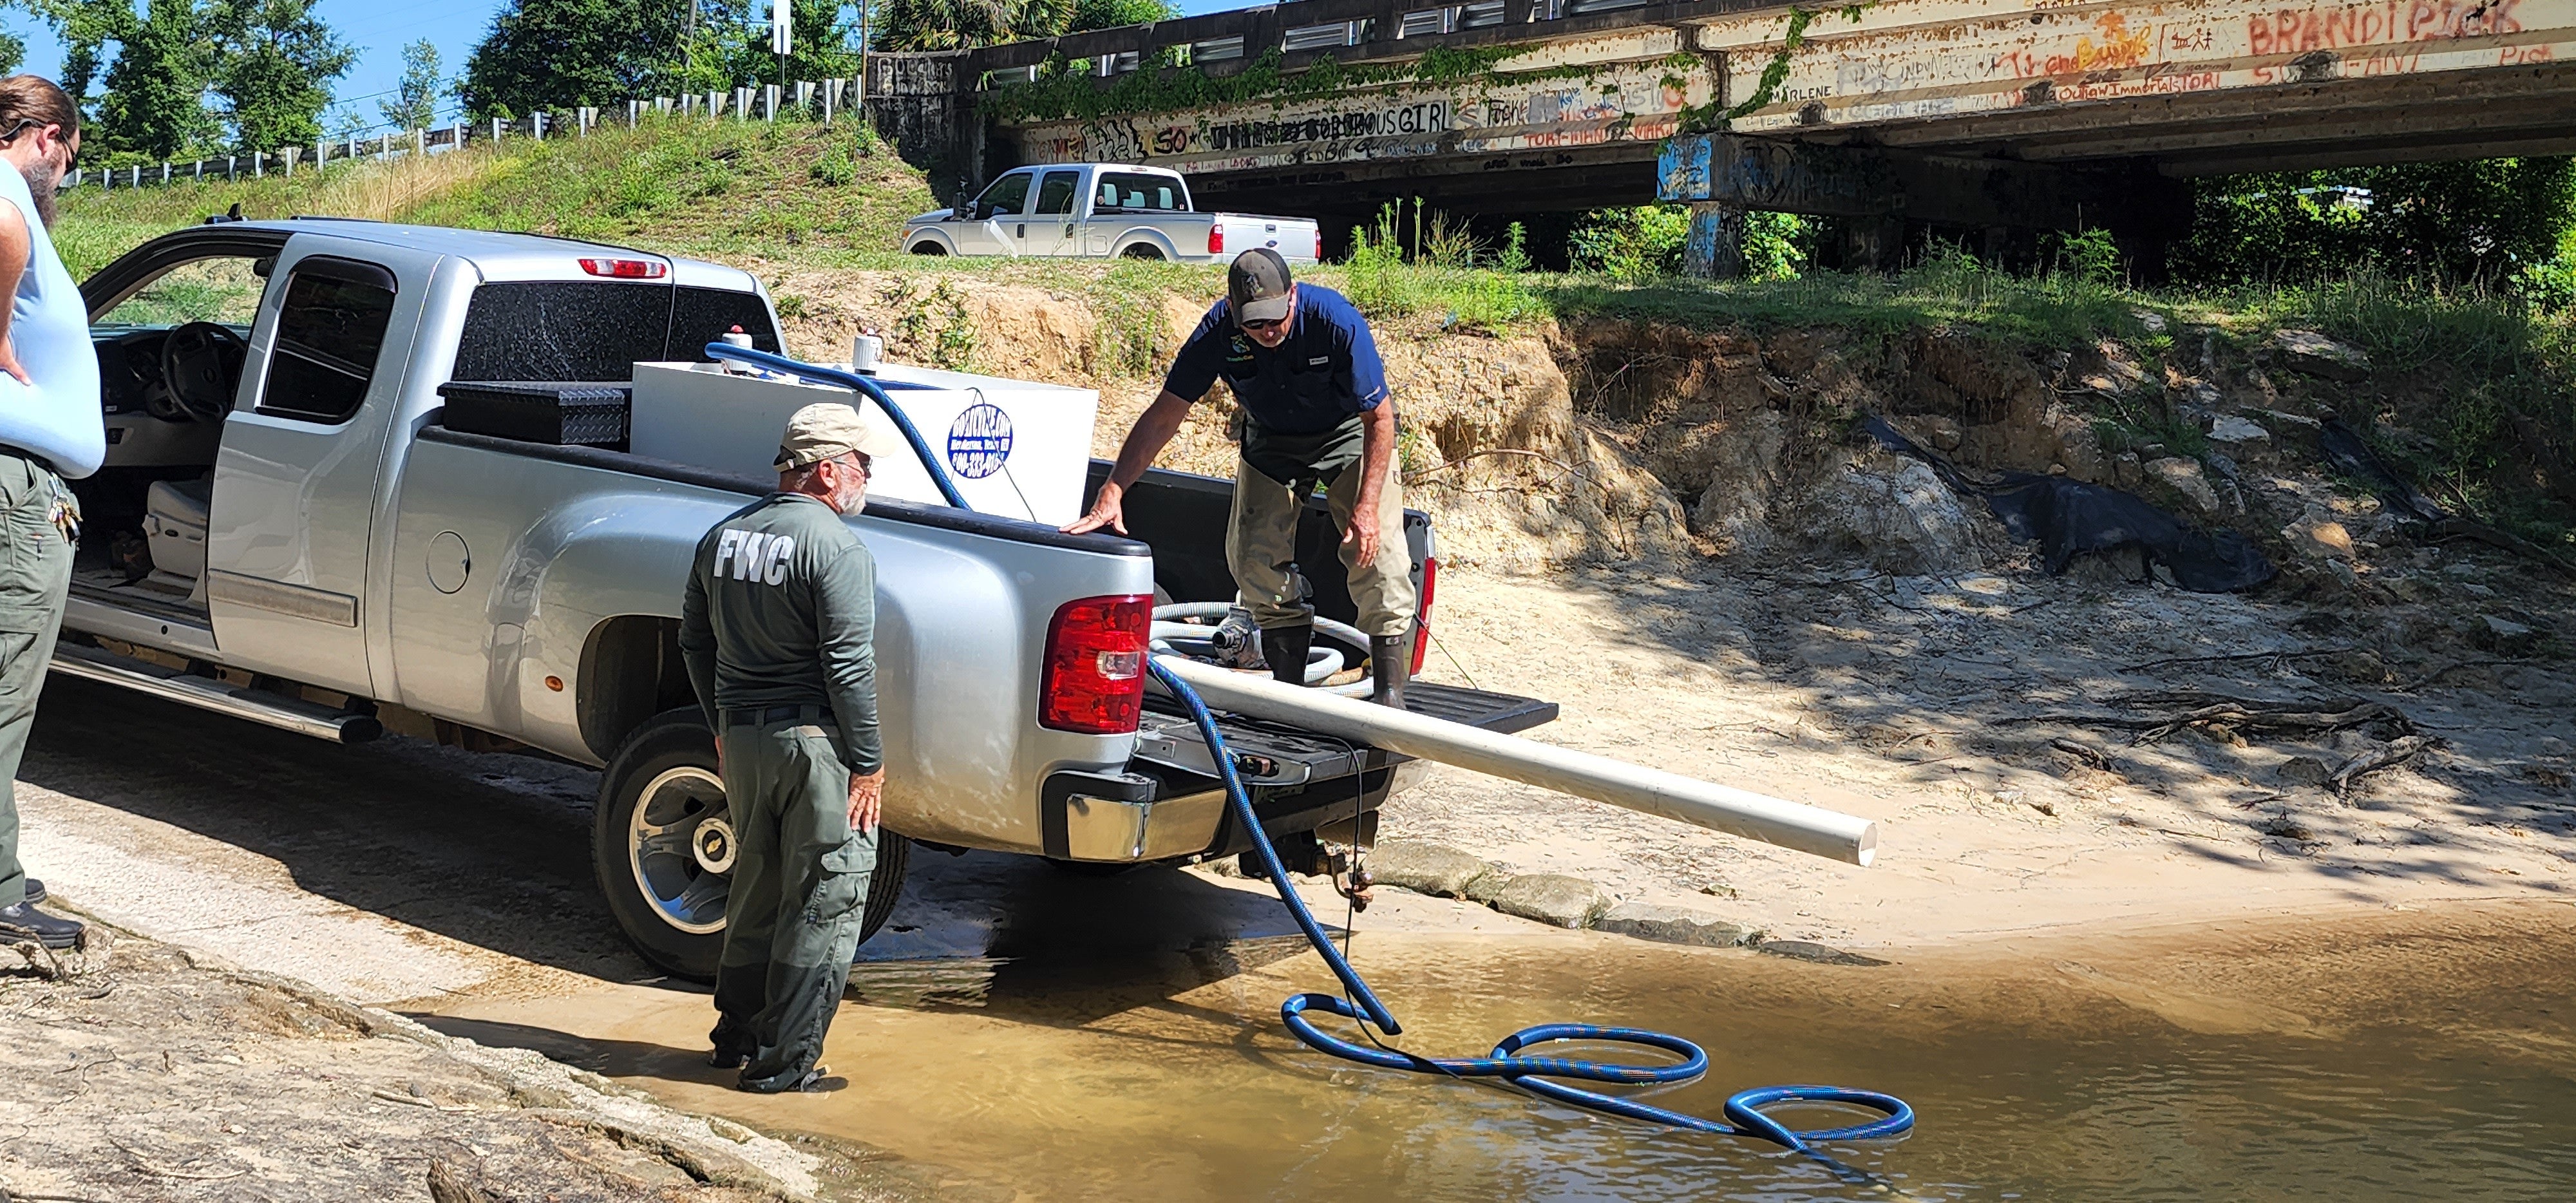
202, 218, 762, 291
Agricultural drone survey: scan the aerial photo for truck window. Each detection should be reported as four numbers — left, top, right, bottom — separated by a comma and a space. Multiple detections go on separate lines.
1033, 170, 1080, 216
258, 257, 397, 425
670, 287, 782, 360
451, 283, 781, 381
1095, 173, 1186, 213
974, 172, 1032, 217
95, 256, 266, 330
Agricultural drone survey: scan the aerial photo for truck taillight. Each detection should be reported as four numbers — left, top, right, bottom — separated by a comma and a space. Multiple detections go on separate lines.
1039, 594, 1153, 734
1412, 556, 1437, 675
1313, 229, 1323, 261
580, 257, 668, 279
1208, 225, 1225, 255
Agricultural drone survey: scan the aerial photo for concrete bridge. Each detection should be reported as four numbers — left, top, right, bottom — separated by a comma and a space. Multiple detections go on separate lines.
866, 0, 2576, 270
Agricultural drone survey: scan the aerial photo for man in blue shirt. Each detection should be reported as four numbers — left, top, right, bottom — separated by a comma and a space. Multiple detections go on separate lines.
1065, 249, 1417, 706
0, 75, 95, 953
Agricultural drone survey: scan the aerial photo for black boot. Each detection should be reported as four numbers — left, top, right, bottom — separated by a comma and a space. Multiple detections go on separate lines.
22, 878, 41, 904
0, 902, 83, 950
1261, 624, 1313, 687
1370, 630, 1414, 710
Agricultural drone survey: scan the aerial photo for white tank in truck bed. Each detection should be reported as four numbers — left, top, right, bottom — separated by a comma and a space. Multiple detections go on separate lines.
627, 360, 1099, 525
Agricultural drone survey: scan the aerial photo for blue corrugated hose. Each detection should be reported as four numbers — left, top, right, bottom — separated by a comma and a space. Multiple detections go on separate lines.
1145, 656, 1916, 1155
702, 343, 971, 510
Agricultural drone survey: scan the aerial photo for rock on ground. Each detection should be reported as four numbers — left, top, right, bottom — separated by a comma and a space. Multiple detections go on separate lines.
1367, 840, 1498, 900
1797, 451, 1989, 575
2209, 414, 2272, 448
2284, 516, 2356, 561
1593, 902, 1759, 947
0, 928, 886, 1203
1485, 874, 1612, 929
2266, 329, 2372, 381
2145, 457, 2222, 514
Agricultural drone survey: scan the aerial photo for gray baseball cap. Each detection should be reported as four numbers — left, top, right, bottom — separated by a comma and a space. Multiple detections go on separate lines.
1227, 248, 1294, 327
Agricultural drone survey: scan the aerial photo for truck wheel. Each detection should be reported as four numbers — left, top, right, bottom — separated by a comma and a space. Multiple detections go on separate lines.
909, 242, 947, 255
1119, 244, 1166, 260
594, 709, 910, 981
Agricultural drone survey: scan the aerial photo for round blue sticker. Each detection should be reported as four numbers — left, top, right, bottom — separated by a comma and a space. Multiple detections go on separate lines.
946, 403, 1013, 480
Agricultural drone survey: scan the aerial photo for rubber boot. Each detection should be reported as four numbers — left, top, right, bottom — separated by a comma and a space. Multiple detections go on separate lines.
1262, 624, 1313, 687
1369, 630, 1413, 710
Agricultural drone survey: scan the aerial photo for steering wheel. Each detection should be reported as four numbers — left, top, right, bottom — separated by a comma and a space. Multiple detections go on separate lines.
156, 322, 248, 422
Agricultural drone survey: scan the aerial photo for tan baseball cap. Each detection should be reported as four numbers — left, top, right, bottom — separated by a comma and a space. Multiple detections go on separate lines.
774, 402, 901, 471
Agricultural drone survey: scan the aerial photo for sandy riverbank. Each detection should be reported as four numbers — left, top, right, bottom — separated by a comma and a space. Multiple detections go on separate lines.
1378, 556, 2574, 948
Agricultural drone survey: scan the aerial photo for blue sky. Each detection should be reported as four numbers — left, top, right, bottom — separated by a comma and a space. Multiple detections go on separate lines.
1, 1, 1247, 137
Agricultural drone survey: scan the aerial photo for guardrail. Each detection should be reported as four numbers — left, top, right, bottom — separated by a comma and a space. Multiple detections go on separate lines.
59, 77, 868, 193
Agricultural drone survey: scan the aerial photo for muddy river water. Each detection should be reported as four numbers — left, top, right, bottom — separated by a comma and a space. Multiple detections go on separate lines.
429, 887, 2576, 1202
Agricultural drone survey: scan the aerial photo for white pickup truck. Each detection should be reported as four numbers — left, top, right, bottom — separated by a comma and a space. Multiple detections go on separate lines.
900, 162, 1323, 263
59, 218, 1549, 979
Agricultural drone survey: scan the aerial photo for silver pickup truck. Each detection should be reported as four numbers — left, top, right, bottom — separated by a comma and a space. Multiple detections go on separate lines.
60, 219, 1551, 977
901, 162, 1323, 263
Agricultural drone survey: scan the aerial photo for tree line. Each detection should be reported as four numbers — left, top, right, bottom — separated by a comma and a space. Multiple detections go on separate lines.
5, 0, 1172, 168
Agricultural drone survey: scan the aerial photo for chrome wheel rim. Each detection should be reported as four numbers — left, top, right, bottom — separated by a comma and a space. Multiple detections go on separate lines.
629, 765, 732, 936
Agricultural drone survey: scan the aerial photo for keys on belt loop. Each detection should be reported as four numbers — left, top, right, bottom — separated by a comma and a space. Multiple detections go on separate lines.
46, 480, 79, 543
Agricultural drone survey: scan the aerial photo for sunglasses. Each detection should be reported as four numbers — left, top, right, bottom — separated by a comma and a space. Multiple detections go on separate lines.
1240, 317, 1285, 332
0, 120, 75, 169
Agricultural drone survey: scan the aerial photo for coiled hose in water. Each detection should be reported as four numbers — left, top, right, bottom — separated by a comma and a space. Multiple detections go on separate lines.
1144, 656, 1916, 1155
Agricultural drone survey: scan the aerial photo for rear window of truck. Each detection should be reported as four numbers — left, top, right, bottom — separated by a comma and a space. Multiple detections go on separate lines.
1095, 173, 1186, 213
451, 282, 782, 381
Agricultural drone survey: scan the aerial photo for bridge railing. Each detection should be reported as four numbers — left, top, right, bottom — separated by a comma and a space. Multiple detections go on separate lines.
956, 0, 1750, 97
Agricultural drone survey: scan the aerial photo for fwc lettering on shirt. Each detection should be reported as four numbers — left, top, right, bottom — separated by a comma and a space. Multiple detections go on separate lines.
712, 528, 798, 585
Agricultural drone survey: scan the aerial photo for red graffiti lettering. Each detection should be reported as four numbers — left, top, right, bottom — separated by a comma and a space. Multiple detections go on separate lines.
2250, 0, 2515, 55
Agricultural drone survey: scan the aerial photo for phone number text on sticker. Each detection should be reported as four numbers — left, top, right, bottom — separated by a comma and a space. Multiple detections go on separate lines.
947, 403, 1013, 480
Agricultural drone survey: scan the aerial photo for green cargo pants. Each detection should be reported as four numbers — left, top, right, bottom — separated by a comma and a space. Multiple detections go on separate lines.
710, 715, 876, 1093
0, 452, 74, 912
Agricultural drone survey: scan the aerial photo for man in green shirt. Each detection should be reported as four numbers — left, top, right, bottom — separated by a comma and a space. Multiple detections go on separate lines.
679, 403, 895, 1094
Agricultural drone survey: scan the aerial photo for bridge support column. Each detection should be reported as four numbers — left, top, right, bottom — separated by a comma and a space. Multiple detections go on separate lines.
1681, 202, 1745, 280
1842, 216, 1905, 274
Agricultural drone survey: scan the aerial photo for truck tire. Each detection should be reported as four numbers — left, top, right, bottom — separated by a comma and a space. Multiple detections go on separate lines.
594, 709, 909, 981
1119, 243, 1166, 260
909, 242, 948, 255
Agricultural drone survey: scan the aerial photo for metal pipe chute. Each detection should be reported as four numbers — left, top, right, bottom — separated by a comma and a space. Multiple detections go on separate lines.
1151, 656, 1879, 867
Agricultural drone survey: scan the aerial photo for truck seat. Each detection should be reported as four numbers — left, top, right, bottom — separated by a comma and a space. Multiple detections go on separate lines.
143, 477, 213, 580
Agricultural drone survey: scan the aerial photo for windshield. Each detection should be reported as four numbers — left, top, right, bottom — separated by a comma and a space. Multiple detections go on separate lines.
1094, 173, 1188, 213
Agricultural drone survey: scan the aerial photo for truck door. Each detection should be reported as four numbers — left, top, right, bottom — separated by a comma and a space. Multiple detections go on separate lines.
204, 236, 440, 697
957, 171, 1032, 256
1023, 169, 1083, 256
